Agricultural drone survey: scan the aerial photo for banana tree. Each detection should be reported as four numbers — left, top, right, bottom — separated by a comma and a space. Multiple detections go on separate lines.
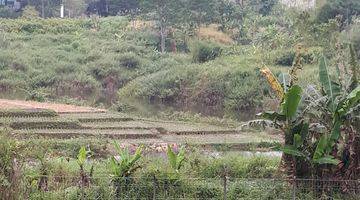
167, 145, 186, 173
304, 49, 360, 180
259, 78, 314, 177
77, 146, 92, 188
258, 56, 357, 178
259, 45, 360, 190
163, 144, 186, 195
110, 142, 143, 198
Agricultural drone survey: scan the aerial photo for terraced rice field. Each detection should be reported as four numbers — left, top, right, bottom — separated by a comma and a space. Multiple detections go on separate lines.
0, 101, 282, 149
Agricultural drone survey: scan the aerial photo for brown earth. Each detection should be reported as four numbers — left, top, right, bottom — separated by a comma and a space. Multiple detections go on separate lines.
0, 99, 105, 113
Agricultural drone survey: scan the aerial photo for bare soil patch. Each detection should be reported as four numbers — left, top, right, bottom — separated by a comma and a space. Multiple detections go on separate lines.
0, 99, 105, 113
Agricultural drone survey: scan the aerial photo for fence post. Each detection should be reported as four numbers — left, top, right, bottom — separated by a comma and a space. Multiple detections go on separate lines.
223, 175, 228, 200
152, 175, 156, 200
292, 176, 297, 200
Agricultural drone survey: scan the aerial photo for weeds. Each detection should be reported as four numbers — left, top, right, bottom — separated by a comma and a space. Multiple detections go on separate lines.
0, 129, 21, 199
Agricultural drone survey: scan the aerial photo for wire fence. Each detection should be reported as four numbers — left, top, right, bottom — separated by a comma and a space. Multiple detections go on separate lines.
14, 175, 360, 200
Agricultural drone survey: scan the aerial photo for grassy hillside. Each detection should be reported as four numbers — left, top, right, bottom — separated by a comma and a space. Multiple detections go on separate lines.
0, 9, 355, 120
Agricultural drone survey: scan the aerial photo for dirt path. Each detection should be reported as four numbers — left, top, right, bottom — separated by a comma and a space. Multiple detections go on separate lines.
0, 99, 105, 113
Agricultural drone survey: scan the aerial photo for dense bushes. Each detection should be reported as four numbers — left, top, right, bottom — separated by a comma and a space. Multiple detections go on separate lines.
0, 18, 95, 34
0, 7, 21, 19
316, 0, 360, 24
275, 47, 323, 66
192, 41, 222, 63
0, 12, 354, 120
196, 154, 279, 178
119, 55, 267, 119
117, 52, 141, 69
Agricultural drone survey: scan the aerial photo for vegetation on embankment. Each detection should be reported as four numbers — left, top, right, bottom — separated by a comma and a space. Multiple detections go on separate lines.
0, 1, 359, 120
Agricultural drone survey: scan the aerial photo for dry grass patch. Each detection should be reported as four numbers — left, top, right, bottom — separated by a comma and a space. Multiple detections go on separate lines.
197, 24, 234, 45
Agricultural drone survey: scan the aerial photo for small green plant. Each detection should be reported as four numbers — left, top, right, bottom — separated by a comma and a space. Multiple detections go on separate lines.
77, 146, 92, 188
36, 153, 49, 192
167, 144, 186, 173
110, 142, 143, 198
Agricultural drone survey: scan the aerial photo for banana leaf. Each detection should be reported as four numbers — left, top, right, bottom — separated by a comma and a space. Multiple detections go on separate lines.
258, 111, 286, 121
319, 56, 341, 112
281, 85, 302, 119
336, 85, 360, 117
293, 134, 302, 148
77, 146, 87, 166
313, 156, 340, 165
281, 145, 306, 157
167, 144, 177, 170
313, 134, 329, 160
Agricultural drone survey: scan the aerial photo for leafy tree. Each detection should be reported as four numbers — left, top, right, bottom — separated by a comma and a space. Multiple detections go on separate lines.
64, 0, 87, 17
248, 0, 278, 16
108, 0, 139, 16
185, 0, 218, 28
139, 0, 184, 53
217, 0, 244, 31
258, 0, 277, 16
0, 6, 21, 18
317, 0, 360, 24
86, 0, 108, 16
26, 0, 61, 18
21, 5, 39, 18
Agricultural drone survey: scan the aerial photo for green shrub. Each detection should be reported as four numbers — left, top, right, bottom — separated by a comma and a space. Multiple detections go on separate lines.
0, 7, 20, 19
0, 130, 21, 200
275, 47, 322, 66
316, 0, 360, 24
21, 6, 40, 19
119, 55, 267, 120
192, 41, 222, 63
30, 73, 56, 89
228, 179, 292, 200
118, 52, 141, 69
114, 101, 137, 112
25, 88, 50, 102
275, 51, 295, 66
0, 18, 93, 34
193, 181, 222, 199
347, 20, 360, 59
245, 156, 278, 178
196, 154, 279, 179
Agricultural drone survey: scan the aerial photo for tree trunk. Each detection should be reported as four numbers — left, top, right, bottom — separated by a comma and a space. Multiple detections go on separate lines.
160, 24, 166, 53
41, 0, 45, 18
170, 39, 176, 53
